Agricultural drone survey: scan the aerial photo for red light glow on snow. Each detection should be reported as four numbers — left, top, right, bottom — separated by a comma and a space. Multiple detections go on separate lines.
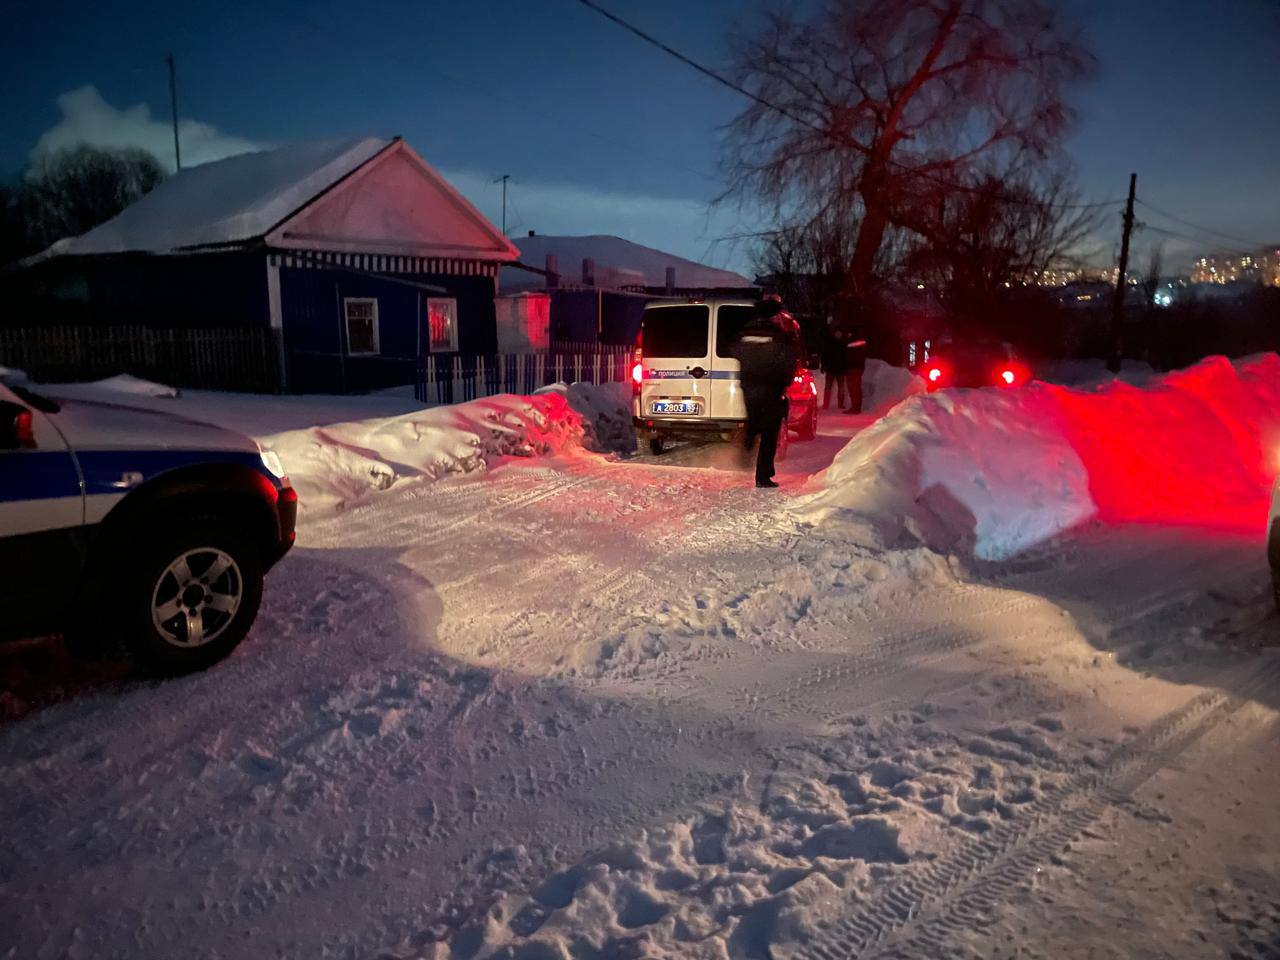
1041, 355, 1280, 531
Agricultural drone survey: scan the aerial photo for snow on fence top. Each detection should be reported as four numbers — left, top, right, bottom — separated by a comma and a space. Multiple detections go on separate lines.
803, 354, 1280, 562
37, 138, 391, 257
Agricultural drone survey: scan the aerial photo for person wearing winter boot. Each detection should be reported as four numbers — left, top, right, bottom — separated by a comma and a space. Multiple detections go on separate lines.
734, 299, 798, 488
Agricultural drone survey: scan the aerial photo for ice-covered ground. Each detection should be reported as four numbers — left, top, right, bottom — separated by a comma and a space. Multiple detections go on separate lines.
2, 362, 1279, 960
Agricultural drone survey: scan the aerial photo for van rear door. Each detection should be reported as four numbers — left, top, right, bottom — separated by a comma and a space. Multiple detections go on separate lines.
638, 304, 712, 419
710, 303, 753, 421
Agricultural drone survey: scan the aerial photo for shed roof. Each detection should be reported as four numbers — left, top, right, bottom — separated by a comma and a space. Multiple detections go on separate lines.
501, 234, 753, 294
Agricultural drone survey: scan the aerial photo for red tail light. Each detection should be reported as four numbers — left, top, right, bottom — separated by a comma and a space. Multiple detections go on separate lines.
996, 362, 1029, 387
927, 366, 943, 383
14, 409, 36, 449
631, 362, 644, 384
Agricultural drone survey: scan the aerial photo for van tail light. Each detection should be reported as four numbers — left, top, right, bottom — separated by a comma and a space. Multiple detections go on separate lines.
631, 360, 644, 394
14, 409, 35, 449
926, 365, 944, 384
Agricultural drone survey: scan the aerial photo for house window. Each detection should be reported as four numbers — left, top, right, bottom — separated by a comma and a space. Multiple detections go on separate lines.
344, 298, 379, 355
426, 297, 459, 352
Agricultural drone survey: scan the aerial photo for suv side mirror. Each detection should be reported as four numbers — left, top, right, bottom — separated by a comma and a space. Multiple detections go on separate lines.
0, 400, 36, 450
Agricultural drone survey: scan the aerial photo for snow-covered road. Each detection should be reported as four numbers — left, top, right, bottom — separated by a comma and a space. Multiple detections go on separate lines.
3, 408, 1279, 960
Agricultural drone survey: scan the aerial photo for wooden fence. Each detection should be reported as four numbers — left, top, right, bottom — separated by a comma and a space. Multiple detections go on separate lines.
0, 326, 282, 393
416, 342, 633, 404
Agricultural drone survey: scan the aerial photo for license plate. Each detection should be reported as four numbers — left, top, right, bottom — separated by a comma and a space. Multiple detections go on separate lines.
651, 400, 702, 416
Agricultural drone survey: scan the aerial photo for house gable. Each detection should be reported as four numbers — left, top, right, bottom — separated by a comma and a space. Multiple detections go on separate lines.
267, 141, 517, 262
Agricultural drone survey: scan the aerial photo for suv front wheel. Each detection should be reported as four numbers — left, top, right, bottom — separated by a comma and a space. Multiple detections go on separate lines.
126, 518, 264, 674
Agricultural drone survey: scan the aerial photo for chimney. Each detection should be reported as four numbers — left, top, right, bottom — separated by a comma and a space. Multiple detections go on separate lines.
583, 257, 595, 287
665, 266, 676, 295
545, 253, 559, 289
528, 230, 535, 237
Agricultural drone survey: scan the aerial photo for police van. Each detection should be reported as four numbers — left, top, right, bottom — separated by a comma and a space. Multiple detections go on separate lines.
0, 376, 297, 674
631, 299, 817, 455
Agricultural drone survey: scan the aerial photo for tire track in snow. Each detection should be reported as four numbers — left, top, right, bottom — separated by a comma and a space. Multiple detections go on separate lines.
797, 657, 1280, 960
128, 694, 757, 955
731, 592, 1045, 721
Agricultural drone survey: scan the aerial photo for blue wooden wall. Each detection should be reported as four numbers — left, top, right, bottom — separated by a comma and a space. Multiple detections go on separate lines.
279, 265, 498, 393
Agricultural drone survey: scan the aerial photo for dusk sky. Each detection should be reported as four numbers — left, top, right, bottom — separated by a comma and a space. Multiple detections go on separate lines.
3, 0, 1278, 273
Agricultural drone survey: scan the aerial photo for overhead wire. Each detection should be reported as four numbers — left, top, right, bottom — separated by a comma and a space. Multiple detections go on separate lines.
256, 0, 721, 187
1135, 199, 1274, 251
572, 0, 1126, 212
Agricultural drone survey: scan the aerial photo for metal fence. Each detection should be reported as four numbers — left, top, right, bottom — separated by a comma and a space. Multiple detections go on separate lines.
415, 342, 633, 404
0, 325, 282, 393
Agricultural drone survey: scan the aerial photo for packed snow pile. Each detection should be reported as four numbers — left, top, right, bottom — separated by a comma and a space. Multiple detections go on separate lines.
263, 383, 632, 511
67, 373, 182, 398
537, 380, 636, 454
861, 358, 924, 413
803, 354, 1280, 561
1038, 358, 1157, 387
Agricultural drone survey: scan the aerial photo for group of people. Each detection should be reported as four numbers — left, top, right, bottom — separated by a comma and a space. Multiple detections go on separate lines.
734, 299, 867, 489
818, 319, 867, 414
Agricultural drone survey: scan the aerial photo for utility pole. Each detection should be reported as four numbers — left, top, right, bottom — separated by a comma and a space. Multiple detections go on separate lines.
493, 174, 510, 234
166, 53, 182, 170
1108, 172, 1137, 372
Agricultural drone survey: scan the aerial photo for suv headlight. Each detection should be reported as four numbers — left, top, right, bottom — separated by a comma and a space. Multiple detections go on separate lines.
259, 449, 288, 481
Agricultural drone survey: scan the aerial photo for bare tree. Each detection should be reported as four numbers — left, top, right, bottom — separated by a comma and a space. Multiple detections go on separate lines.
901, 161, 1100, 331
753, 209, 861, 320
722, 0, 1093, 314
11, 145, 164, 258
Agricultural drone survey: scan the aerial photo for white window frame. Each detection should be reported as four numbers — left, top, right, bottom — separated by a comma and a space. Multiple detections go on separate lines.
426, 297, 459, 353
343, 297, 380, 356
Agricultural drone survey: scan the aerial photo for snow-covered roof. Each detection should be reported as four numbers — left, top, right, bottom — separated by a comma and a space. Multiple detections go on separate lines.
42, 138, 391, 257
35, 137, 518, 263
502, 235, 753, 294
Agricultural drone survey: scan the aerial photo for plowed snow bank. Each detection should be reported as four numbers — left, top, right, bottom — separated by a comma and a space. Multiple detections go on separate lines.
803, 354, 1280, 560
264, 382, 633, 512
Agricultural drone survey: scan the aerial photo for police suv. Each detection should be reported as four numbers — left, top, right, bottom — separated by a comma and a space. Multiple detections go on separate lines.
0, 377, 297, 674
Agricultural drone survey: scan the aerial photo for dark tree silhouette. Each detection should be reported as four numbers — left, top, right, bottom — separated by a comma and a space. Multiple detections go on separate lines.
2, 145, 164, 262
722, 0, 1093, 317
900, 162, 1100, 331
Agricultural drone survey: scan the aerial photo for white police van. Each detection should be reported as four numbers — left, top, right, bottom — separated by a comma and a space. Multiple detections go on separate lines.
631, 299, 757, 455
0, 376, 297, 674
631, 299, 817, 455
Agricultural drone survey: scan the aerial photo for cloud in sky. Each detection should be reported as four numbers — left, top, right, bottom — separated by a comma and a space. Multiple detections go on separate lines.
24, 85, 752, 272
31, 85, 264, 173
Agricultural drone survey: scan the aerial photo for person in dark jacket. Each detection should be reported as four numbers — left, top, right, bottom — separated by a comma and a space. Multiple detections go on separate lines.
821, 318, 851, 410
842, 323, 868, 414
736, 300, 797, 488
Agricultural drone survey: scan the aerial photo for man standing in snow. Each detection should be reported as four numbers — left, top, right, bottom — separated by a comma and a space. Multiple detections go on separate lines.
736, 299, 798, 488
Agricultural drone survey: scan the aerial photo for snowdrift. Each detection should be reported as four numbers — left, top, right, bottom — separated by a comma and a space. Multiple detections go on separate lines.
263, 382, 634, 512
803, 354, 1280, 561
862, 357, 924, 413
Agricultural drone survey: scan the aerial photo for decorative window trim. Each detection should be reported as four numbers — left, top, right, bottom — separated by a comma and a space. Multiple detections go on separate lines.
426, 297, 460, 353
343, 297, 380, 356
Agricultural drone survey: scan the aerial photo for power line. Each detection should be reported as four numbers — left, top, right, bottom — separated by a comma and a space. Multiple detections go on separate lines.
573, 0, 1125, 212
1138, 224, 1260, 260
574, 0, 817, 132
255, 0, 720, 187
1135, 199, 1275, 251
